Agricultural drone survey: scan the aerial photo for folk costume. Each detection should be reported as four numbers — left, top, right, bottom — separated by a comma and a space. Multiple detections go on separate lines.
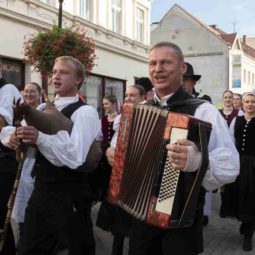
126, 87, 239, 255
234, 115, 255, 250
219, 108, 242, 218
219, 108, 240, 127
18, 95, 100, 255
100, 115, 115, 151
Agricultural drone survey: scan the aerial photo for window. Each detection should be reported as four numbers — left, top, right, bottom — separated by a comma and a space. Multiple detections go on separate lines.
0, 57, 25, 90
79, 73, 125, 118
231, 55, 241, 88
79, 0, 92, 21
136, 7, 145, 43
252, 73, 254, 86
248, 71, 250, 85
105, 78, 123, 102
80, 75, 103, 116
111, 0, 122, 33
244, 69, 246, 84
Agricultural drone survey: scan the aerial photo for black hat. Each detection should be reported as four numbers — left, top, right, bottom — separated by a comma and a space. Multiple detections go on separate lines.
183, 62, 201, 81
199, 94, 212, 103
134, 77, 153, 92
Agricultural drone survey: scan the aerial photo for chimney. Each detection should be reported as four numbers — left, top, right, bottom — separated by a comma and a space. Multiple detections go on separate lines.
210, 24, 217, 29
243, 35, 247, 44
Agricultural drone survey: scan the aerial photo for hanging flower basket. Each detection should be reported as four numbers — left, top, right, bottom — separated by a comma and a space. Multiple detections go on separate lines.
23, 25, 96, 75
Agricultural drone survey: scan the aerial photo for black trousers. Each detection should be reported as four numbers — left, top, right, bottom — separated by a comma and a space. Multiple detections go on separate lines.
18, 186, 95, 255
219, 182, 238, 218
0, 157, 17, 255
129, 217, 203, 255
241, 221, 254, 238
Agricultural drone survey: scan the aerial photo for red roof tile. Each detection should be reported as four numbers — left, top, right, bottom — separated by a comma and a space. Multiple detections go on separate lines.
220, 33, 237, 46
241, 43, 255, 60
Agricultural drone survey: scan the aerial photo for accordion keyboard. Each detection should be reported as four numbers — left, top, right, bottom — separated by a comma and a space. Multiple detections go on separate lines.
156, 126, 188, 215
156, 156, 179, 214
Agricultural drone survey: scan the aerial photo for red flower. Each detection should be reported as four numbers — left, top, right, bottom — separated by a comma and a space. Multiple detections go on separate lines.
23, 25, 96, 75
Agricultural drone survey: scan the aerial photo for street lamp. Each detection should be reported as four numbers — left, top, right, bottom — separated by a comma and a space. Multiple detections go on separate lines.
58, 0, 64, 28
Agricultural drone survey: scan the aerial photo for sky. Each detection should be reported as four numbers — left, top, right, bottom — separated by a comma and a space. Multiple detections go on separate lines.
151, 0, 255, 37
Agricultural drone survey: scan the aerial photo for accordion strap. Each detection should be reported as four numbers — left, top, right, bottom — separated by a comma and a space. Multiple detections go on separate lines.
179, 122, 209, 224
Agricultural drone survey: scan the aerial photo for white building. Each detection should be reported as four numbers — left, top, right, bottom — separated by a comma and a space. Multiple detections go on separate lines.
151, 4, 255, 104
0, 0, 151, 112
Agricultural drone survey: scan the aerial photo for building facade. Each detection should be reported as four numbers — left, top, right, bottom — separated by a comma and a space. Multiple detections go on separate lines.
151, 4, 255, 104
0, 0, 151, 112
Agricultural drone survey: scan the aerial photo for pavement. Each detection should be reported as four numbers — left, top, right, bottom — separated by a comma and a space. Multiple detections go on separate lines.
92, 192, 255, 255
202, 192, 254, 255
12, 192, 255, 254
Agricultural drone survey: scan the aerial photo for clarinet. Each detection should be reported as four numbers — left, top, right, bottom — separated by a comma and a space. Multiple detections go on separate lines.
0, 108, 25, 251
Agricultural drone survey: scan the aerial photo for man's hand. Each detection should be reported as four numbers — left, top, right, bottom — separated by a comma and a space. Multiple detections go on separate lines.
7, 132, 21, 150
106, 147, 115, 166
166, 138, 201, 172
16, 126, 39, 145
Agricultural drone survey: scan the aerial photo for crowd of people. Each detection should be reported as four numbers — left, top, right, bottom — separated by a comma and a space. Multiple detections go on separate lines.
0, 41, 254, 255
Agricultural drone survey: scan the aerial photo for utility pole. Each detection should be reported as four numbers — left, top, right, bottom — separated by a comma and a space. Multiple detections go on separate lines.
58, 0, 64, 28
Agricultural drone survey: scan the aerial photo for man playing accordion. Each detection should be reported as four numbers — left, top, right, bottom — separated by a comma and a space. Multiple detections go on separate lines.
107, 42, 239, 255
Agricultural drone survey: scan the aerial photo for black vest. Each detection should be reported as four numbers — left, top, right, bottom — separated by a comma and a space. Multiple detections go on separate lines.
34, 100, 89, 186
234, 116, 255, 157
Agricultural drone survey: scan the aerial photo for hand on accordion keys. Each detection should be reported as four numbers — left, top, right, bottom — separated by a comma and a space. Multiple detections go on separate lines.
166, 138, 202, 172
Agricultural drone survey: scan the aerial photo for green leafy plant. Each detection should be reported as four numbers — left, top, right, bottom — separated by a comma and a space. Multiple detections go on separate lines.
24, 25, 96, 75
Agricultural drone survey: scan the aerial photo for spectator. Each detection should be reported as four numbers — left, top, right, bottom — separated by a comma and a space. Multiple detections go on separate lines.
233, 93, 243, 111
182, 62, 201, 98
230, 92, 255, 251
219, 90, 243, 218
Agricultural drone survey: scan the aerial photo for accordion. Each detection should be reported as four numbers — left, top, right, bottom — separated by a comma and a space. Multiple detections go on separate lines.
107, 103, 212, 229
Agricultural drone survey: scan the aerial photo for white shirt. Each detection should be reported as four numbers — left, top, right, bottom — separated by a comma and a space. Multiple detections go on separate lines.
194, 102, 239, 191
0, 83, 23, 125
111, 94, 239, 192
110, 114, 121, 147
36, 95, 101, 169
